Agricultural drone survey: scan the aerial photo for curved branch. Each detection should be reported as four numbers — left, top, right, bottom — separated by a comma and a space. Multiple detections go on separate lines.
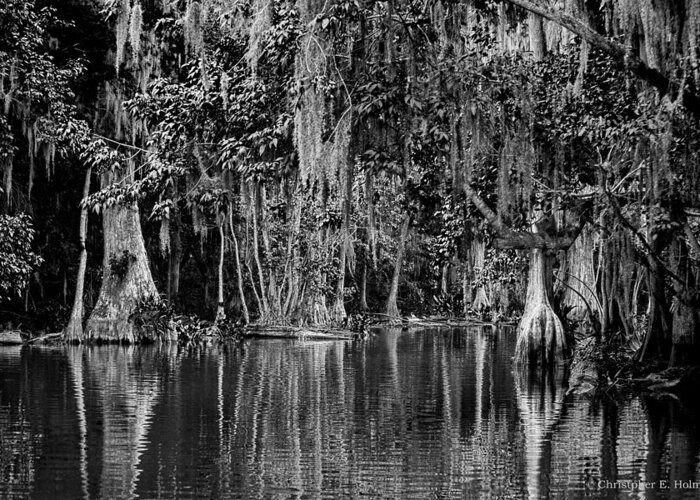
463, 183, 577, 250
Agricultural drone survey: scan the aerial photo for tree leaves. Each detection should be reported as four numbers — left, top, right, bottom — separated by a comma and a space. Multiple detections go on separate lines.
0, 214, 42, 302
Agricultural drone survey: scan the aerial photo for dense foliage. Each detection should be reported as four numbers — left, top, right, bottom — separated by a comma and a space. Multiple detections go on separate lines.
0, 214, 42, 303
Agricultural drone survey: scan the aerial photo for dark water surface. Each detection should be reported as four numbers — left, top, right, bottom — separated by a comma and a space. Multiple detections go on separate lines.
2, 328, 700, 499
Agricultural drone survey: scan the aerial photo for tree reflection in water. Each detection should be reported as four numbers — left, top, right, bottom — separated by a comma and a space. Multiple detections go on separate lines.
2, 330, 700, 498
514, 366, 566, 499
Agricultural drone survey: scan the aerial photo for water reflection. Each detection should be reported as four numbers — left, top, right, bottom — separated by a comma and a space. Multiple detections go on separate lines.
1, 329, 700, 498
514, 367, 566, 499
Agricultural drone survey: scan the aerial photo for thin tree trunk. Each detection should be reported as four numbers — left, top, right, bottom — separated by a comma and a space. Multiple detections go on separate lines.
167, 207, 182, 303
367, 172, 377, 267
360, 258, 369, 311
472, 237, 490, 311
462, 262, 470, 316
65, 167, 91, 342
215, 218, 226, 322
332, 164, 353, 322
251, 185, 270, 317
386, 215, 410, 317
528, 11, 546, 61
441, 263, 448, 295
229, 209, 250, 324
260, 186, 281, 317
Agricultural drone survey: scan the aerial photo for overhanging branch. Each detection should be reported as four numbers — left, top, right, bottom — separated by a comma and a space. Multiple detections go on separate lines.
503, 0, 700, 119
463, 183, 576, 250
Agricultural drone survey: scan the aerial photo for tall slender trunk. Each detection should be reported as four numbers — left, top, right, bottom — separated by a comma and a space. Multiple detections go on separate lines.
215, 218, 226, 322
366, 172, 377, 267
283, 200, 303, 317
305, 227, 330, 325
332, 231, 349, 322
332, 164, 353, 322
85, 169, 159, 342
65, 167, 91, 342
250, 184, 270, 318
441, 263, 449, 295
528, 12, 546, 61
167, 207, 182, 303
229, 209, 250, 324
386, 215, 409, 317
462, 262, 470, 316
360, 258, 368, 311
260, 186, 281, 316
669, 240, 698, 366
472, 237, 490, 310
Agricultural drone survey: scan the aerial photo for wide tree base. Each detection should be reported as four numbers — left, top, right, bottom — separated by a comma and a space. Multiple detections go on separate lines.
64, 308, 85, 343
87, 309, 137, 343
515, 302, 567, 366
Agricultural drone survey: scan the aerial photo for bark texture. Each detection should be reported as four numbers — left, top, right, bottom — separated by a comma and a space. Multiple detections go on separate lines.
471, 237, 490, 310
515, 247, 567, 365
85, 172, 159, 342
215, 219, 226, 322
386, 215, 409, 317
562, 225, 598, 323
65, 167, 91, 342
527, 12, 546, 61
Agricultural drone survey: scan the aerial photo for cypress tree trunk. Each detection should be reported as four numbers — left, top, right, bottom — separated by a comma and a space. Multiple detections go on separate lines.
85, 170, 159, 342
386, 215, 409, 317
562, 225, 598, 324
639, 242, 670, 360
669, 241, 698, 366
65, 167, 91, 342
515, 212, 567, 365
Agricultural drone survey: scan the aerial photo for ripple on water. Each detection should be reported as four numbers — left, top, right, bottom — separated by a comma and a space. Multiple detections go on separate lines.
1, 331, 700, 498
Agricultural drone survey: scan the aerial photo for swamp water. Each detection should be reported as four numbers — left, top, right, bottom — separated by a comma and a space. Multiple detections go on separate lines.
1, 327, 700, 499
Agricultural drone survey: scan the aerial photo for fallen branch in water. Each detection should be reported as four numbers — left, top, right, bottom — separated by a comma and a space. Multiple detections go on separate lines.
27, 332, 63, 344
365, 314, 517, 328
245, 325, 354, 340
